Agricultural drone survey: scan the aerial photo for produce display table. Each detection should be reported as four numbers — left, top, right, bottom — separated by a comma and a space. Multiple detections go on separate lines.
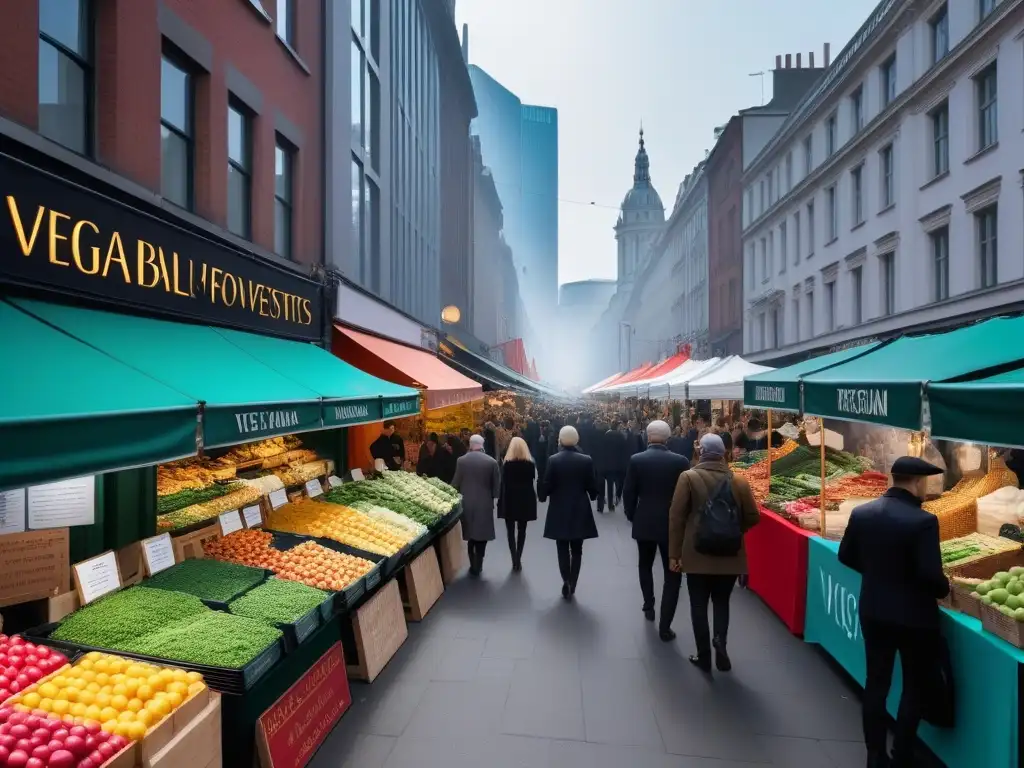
805, 537, 1024, 768
745, 506, 812, 635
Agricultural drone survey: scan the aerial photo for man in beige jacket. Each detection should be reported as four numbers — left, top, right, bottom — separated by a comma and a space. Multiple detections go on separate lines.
669, 433, 760, 673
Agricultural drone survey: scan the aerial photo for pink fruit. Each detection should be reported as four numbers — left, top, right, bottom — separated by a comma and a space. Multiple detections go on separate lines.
52, 729, 68, 742
10, 723, 30, 738
106, 735, 127, 750
63, 735, 86, 755
47, 750, 75, 768
32, 727, 50, 741
15, 738, 31, 751
68, 726, 86, 739
96, 742, 115, 758
47, 739, 63, 751
0, 734, 15, 749
24, 667, 42, 681
7, 747, 29, 766
0, 744, 8, 760
26, 757, 45, 768
34, 647, 49, 659
10, 637, 24, 646
31, 743, 50, 759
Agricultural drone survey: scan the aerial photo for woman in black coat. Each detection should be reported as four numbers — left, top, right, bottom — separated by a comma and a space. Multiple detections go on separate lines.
498, 437, 538, 572
538, 426, 599, 600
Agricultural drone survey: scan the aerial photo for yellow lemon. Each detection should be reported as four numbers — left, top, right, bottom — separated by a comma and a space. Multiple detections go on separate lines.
185, 672, 203, 684
107, 659, 124, 675
123, 678, 139, 695
62, 688, 78, 703
126, 698, 143, 713
115, 722, 134, 740
146, 698, 171, 718
85, 705, 103, 721
101, 720, 118, 734
21, 692, 41, 709
117, 711, 135, 724
77, 690, 95, 706
134, 709, 153, 727
51, 676, 68, 688
85, 682, 101, 694
93, 660, 109, 674
37, 683, 58, 699
135, 684, 153, 701
51, 700, 70, 716
99, 706, 119, 723
187, 682, 206, 696
166, 681, 187, 697
94, 692, 111, 707
111, 684, 127, 697
157, 670, 174, 684
77, 659, 93, 671
111, 674, 126, 685
146, 675, 165, 692
84, 652, 101, 662
80, 670, 96, 683
38, 698, 54, 712
70, 703, 88, 718
94, 673, 110, 687
110, 694, 128, 711
127, 721, 147, 741
163, 691, 183, 709
171, 670, 188, 684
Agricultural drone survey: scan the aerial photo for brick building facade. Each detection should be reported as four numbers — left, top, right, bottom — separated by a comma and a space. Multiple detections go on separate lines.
0, 0, 323, 270
706, 116, 744, 357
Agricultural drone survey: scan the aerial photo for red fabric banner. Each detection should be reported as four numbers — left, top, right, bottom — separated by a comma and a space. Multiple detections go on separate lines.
745, 507, 813, 636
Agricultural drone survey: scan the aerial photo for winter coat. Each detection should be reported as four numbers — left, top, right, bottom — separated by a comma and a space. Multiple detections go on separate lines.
498, 459, 538, 522
622, 445, 690, 543
539, 446, 599, 541
452, 450, 500, 541
667, 458, 760, 575
601, 429, 630, 475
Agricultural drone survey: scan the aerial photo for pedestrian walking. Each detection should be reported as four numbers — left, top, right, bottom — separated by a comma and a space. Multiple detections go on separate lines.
838, 457, 950, 768
416, 433, 441, 478
498, 436, 537, 572
538, 426, 599, 600
452, 434, 501, 577
669, 433, 760, 671
598, 420, 629, 512
622, 420, 689, 640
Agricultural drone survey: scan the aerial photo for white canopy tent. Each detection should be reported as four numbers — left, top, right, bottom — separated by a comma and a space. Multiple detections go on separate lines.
582, 372, 623, 394
686, 356, 774, 400
645, 358, 725, 399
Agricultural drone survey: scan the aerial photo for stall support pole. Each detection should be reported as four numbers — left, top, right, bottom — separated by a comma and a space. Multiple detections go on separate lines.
766, 410, 773, 478
819, 417, 827, 536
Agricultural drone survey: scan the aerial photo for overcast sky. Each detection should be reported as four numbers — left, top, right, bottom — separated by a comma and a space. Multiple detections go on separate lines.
455, 0, 880, 287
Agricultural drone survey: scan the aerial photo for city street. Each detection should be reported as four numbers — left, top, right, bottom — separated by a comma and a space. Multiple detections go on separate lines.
312, 501, 873, 768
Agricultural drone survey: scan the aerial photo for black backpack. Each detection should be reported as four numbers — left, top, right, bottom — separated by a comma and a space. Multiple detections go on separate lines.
694, 473, 743, 556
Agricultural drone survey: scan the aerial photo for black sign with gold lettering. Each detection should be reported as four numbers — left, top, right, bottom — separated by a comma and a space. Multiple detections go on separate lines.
0, 153, 323, 341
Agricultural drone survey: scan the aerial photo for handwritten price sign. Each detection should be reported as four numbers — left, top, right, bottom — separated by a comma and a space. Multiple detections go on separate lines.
257, 641, 351, 767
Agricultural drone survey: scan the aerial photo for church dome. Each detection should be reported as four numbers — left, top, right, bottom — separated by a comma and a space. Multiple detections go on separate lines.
619, 128, 664, 218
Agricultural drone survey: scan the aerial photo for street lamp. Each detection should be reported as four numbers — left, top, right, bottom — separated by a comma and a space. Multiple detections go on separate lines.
440, 305, 461, 324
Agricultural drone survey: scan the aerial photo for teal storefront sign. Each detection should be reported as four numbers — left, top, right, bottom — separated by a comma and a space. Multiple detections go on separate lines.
805, 537, 1023, 768
382, 396, 420, 420
205, 402, 323, 449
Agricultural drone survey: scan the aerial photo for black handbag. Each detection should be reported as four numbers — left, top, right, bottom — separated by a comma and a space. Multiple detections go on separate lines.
920, 632, 955, 728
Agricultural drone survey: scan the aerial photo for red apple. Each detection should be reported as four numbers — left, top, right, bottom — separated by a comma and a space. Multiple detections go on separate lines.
26, 757, 45, 768
10, 637, 24, 646
47, 750, 75, 768
0, 734, 15, 749
68, 726, 86, 739
0, 744, 8, 761
7, 747, 29, 766
63, 735, 86, 755
52, 729, 68, 742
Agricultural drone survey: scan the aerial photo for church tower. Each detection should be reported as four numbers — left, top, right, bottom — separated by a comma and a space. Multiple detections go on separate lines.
614, 128, 665, 289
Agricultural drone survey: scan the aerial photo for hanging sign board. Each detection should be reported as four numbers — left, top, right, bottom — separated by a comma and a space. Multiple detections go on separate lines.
73, 550, 122, 605
0, 528, 70, 607
141, 533, 176, 577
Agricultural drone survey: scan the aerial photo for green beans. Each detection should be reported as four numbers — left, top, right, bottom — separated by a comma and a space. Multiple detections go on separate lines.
229, 578, 328, 625
144, 558, 267, 602
125, 611, 282, 669
52, 586, 207, 648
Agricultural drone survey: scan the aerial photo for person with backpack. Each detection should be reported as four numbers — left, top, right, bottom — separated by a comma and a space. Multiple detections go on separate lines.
668, 433, 760, 672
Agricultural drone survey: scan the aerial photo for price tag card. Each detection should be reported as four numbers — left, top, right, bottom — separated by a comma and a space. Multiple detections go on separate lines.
327, 475, 344, 489
270, 488, 289, 509
141, 533, 176, 576
305, 479, 324, 498
0, 490, 27, 535
242, 505, 263, 528
350, 468, 365, 482
218, 510, 244, 536
28, 476, 95, 529
73, 550, 121, 605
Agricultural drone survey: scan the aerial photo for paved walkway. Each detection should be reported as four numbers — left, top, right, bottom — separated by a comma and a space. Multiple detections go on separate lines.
312, 501, 873, 767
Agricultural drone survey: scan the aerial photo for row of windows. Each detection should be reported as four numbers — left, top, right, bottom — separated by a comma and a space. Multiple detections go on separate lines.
744, 0, 1004, 227
39, 0, 300, 259
751, 204, 999, 353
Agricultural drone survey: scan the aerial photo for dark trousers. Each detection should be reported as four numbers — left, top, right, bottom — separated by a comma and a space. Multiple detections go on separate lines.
861, 619, 936, 766
556, 539, 583, 587
597, 472, 622, 511
505, 519, 527, 562
686, 574, 737, 657
637, 540, 682, 631
467, 540, 488, 571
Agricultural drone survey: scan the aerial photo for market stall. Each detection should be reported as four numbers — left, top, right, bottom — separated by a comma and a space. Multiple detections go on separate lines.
645, 357, 723, 400
685, 356, 773, 401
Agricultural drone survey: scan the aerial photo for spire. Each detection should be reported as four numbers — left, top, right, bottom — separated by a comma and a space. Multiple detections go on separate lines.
633, 125, 650, 185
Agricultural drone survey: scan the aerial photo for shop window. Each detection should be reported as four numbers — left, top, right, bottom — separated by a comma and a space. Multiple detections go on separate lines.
975, 63, 998, 151
38, 0, 91, 155
932, 226, 949, 301
274, 137, 294, 259
850, 266, 863, 325
930, 4, 949, 64
977, 205, 998, 288
931, 102, 949, 177
880, 144, 894, 208
227, 100, 252, 238
879, 252, 896, 316
880, 54, 897, 107
825, 113, 837, 157
160, 51, 193, 210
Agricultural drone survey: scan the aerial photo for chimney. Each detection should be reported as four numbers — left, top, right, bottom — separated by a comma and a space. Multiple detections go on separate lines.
796, 52, 802, 68
824, 42, 831, 67
809, 51, 815, 68
785, 53, 792, 68
775, 54, 782, 69
462, 23, 469, 61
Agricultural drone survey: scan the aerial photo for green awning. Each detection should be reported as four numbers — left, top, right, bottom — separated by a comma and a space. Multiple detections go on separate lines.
742, 343, 881, 412
930, 367, 1024, 448
802, 316, 1024, 429
13, 299, 322, 448
0, 299, 198, 490
212, 327, 420, 428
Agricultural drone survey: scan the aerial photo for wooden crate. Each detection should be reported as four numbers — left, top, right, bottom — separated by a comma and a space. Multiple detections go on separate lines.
980, 602, 1024, 648
435, 521, 465, 584
143, 689, 222, 768
400, 547, 444, 621
344, 578, 408, 683
171, 523, 221, 561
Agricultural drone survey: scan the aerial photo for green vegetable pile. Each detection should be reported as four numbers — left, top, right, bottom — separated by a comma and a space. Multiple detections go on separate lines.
325, 480, 438, 526
157, 482, 240, 514
126, 611, 282, 668
53, 586, 208, 648
229, 578, 328, 625
973, 568, 1024, 622
50, 585, 282, 669
761, 448, 874, 511
144, 558, 267, 602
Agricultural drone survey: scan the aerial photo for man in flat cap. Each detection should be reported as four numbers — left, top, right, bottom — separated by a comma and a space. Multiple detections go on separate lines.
838, 456, 950, 768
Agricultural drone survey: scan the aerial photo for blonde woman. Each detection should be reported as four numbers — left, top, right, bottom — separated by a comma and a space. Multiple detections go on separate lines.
498, 436, 537, 571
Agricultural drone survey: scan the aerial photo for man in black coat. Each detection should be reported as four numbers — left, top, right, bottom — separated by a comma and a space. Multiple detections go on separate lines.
838, 457, 950, 768
369, 421, 402, 470
622, 420, 690, 640
598, 420, 630, 512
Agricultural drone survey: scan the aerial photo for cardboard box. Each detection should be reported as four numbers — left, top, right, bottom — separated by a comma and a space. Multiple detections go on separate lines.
0, 528, 70, 607
400, 547, 444, 621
